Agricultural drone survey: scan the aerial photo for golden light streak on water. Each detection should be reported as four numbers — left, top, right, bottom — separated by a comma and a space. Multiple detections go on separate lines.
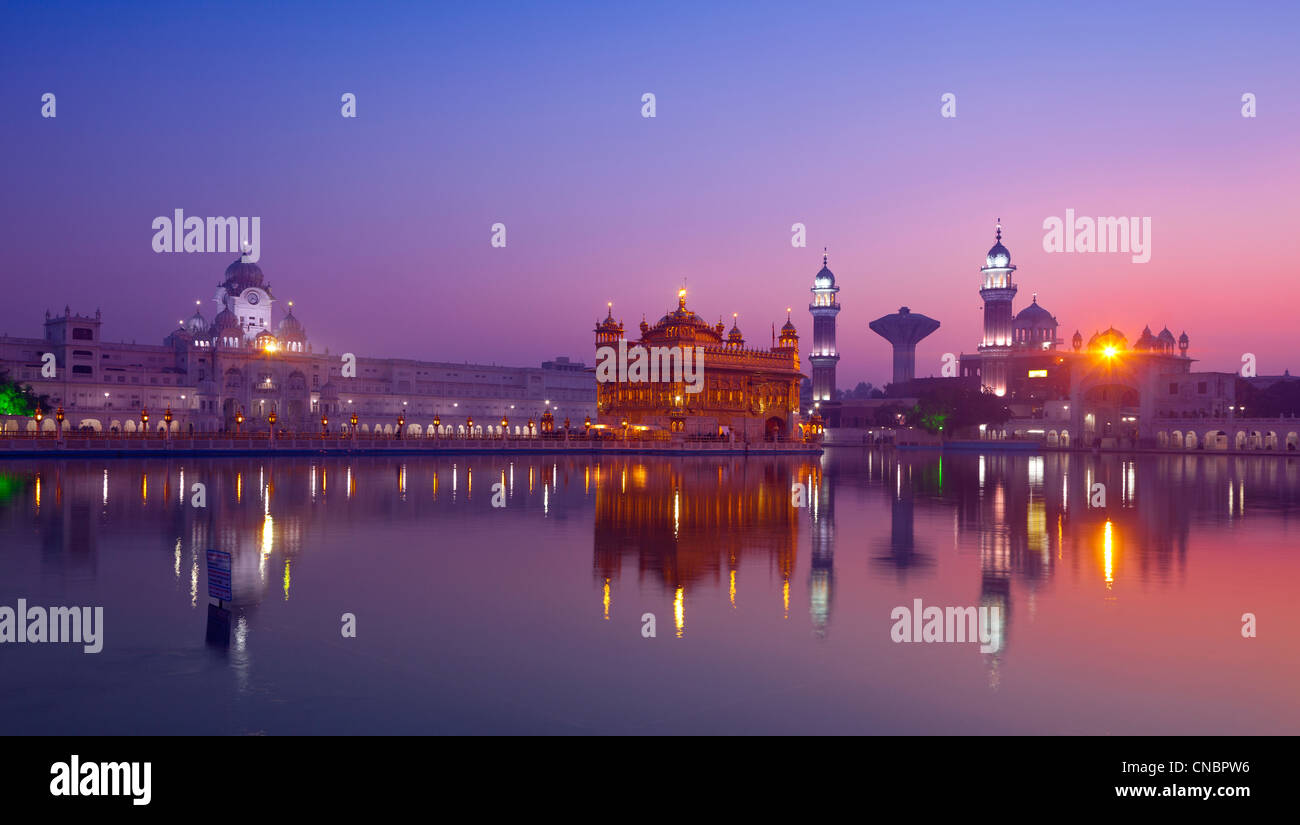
1104, 519, 1114, 589
602, 578, 610, 620
674, 586, 684, 637
729, 570, 736, 608
783, 579, 790, 619
284, 559, 291, 601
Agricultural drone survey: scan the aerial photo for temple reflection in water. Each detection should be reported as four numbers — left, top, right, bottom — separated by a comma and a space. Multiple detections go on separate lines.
591, 457, 813, 635
2, 450, 1299, 658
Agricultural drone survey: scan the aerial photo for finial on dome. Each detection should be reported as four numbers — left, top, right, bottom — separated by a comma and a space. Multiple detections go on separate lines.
1032, 292, 1037, 303
822, 246, 828, 267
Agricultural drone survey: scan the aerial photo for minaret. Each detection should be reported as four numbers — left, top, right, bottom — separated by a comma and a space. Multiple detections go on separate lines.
808, 249, 841, 402
978, 221, 1018, 396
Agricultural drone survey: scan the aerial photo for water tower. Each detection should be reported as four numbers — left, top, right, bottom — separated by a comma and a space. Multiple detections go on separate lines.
869, 307, 940, 387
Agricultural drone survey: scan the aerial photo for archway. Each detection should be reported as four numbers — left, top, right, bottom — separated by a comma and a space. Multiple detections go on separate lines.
765, 416, 787, 441
1184, 431, 1199, 450
1171, 430, 1183, 449
1203, 430, 1227, 450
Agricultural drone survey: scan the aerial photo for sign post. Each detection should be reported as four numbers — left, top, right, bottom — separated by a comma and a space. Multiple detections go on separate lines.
206, 549, 233, 605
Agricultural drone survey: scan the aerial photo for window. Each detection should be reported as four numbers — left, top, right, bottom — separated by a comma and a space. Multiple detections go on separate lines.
71, 365, 93, 375
1198, 382, 1207, 394
73, 350, 93, 358
72, 328, 93, 341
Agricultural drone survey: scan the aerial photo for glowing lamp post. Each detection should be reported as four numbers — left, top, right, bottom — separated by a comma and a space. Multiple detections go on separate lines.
466, 416, 474, 439
163, 407, 173, 442
350, 412, 359, 447
397, 414, 405, 440
33, 408, 43, 437
55, 406, 65, 443
267, 409, 277, 445
433, 414, 441, 438
584, 416, 592, 437
527, 418, 535, 438
321, 414, 329, 437
234, 408, 243, 436
501, 417, 508, 439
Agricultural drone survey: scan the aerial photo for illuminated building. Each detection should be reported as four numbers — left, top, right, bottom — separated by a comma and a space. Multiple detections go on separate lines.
593, 289, 805, 441
0, 253, 593, 435
958, 223, 1236, 448
808, 250, 841, 402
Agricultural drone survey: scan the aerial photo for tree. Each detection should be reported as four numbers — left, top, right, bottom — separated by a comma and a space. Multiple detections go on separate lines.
847, 381, 875, 400
0, 371, 44, 416
905, 383, 1010, 436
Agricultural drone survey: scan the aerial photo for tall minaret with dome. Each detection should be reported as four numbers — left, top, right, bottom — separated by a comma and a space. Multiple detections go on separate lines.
808, 249, 841, 402
977, 221, 1018, 396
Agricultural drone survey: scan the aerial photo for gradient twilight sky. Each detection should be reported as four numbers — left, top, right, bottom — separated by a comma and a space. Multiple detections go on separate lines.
2, 0, 1297, 387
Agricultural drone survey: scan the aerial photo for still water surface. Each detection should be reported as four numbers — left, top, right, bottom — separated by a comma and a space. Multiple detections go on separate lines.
1, 449, 1296, 734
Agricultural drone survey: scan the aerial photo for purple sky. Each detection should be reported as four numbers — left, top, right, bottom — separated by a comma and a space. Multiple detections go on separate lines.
3, 1, 1298, 386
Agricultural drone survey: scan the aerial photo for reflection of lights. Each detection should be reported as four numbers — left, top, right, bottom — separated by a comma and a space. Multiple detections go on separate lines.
674, 587, 684, 637
783, 579, 790, 619
729, 570, 736, 608
236, 472, 242, 503
673, 489, 680, 538
190, 557, 198, 607
602, 578, 610, 620
1103, 519, 1114, 588
102, 469, 108, 506
261, 514, 274, 556
283, 560, 291, 601
34, 475, 40, 510
174, 538, 182, 579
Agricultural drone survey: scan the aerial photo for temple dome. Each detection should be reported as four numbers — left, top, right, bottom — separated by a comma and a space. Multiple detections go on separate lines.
1013, 298, 1054, 325
184, 308, 206, 336
210, 308, 240, 336
278, 306, 306, 341
1087, 327, 1128, 351
222, 256, 265, 294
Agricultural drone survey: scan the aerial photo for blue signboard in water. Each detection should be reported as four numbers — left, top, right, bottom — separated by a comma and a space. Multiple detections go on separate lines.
206, 549, 232, 601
